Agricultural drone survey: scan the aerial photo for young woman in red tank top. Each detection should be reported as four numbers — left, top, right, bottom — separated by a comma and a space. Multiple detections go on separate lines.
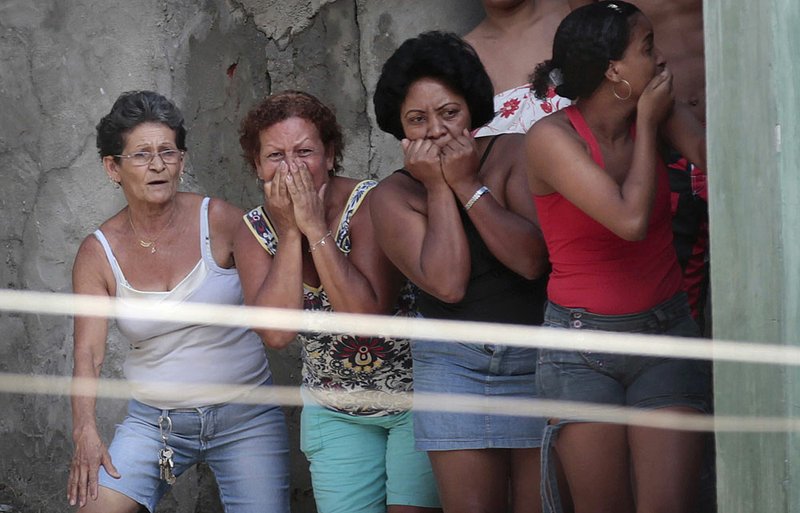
525, 2, 709, 513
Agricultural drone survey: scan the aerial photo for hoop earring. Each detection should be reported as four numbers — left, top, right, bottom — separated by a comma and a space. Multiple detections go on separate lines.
256, 177, 266, 190
613, 79, 632, 101
180, 173, 184, 184
109, 178, 120, 189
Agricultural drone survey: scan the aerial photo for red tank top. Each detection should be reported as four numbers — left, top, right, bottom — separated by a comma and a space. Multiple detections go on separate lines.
533, 105, 682, 314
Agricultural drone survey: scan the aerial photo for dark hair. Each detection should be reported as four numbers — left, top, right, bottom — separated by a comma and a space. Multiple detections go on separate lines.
531, 1, 641, 100
373, 31, 494, 140
96, 91, 187, 160
239, 90, 344, 175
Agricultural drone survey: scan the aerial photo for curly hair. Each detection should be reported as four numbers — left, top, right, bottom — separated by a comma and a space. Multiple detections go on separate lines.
373, 31, 494, 140
96, 91, 187, 161
530, 1, 641, 100
239, 90, 344, 175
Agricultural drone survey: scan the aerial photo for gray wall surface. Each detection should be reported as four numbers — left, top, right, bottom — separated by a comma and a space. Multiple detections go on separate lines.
0, 1, 484, 512
707, 0, 800, 511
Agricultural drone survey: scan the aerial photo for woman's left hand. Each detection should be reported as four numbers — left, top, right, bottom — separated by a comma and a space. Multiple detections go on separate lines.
440, 128, 480, 190
285, 159, 329, 241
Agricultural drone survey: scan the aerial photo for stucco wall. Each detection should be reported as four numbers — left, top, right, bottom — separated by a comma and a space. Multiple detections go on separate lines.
707, 1, 800, 511
0, 1, 484, 511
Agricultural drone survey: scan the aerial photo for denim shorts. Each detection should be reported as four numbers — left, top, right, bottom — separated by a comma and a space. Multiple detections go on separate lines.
300, 390, 440, 512
411, 339, 545, 450
536, 292, 712, 414
98, 379, 290, 513
536, 293, 712, 513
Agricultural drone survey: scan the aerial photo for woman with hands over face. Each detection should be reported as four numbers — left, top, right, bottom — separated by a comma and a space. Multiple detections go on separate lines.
235, 91, 441, 513
372, 32, 549, 513
527, 3, 709, 512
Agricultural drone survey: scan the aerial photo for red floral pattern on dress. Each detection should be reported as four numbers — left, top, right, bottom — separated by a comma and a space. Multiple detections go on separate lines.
472, 84, 570, 138
499, 98, 521, 118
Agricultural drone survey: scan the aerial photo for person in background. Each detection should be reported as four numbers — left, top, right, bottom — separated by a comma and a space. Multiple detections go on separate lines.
464, 0, 571, 138
234, 90, 441, 513
69, 90, 289, 513
526, 2, 710, 512
372, 31, 549, 513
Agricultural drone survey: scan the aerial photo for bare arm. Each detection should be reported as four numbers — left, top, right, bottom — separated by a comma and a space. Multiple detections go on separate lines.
527, 71, 675, 241
370, 159, 471, 303
661, 103, 707, 171
527, 119, 659, 240
207, 197, 245, 269
68, 236, 120, 508
305, 186, 406, 315
284, 163, 405, 314
234, 166, 304, 349
444, 132, 549, 279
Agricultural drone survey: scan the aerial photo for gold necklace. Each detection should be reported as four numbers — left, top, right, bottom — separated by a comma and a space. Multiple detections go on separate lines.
127, 205, 177, 254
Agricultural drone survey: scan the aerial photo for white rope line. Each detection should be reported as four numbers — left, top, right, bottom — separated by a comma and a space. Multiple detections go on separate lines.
0, 288, 795, 366
2, 372, 800, 433
3, 288, 799, 433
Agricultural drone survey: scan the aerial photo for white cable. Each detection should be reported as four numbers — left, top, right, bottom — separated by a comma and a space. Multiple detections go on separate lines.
0, 288, 797, 366
3, 288, 799, 433
3, 372, 800, 433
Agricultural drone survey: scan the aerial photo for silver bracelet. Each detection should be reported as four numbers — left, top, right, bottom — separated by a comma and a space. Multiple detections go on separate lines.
308, 230, 333, 252
463, 185, 491, 211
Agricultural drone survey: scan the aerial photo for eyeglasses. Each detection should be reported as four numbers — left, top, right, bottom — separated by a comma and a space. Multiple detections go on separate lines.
114, 149, 185, 167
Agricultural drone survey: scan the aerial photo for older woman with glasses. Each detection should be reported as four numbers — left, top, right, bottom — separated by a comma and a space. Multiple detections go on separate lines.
68, 90, 289, 513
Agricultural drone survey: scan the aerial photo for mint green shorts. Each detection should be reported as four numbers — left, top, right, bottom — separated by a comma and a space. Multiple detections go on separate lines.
300, 391, 440, 513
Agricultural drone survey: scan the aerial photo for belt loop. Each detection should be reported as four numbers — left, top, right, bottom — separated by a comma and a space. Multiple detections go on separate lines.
653, 308, 669, 332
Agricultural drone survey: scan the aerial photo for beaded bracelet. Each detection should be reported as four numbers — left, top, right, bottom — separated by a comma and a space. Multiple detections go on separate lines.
464, 185, 491, 211
308, 230, 333, 252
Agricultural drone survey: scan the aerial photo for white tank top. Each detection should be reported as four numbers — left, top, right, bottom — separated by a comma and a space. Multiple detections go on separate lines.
93, 197, 270, 409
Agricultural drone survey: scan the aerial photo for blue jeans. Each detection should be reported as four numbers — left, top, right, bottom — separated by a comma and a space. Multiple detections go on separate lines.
98, 380, 290, 513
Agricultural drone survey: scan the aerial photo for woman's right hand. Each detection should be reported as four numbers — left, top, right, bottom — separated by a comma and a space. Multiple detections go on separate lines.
402, 138, 445, 187
68, 427, 120, 507
637, 67, 675, 127
263, 161, 299, 237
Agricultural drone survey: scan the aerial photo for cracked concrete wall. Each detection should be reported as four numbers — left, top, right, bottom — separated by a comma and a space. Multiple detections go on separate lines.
0, 0, 483, 511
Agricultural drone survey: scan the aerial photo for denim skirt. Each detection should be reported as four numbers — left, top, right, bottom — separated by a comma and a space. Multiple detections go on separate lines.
411, 338, 545, 451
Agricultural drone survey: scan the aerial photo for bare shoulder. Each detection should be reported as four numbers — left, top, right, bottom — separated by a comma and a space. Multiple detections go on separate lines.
526, 110, 579, 150
73, 232, 114, 294
478, 134, 525, 177
207, 196, 245, 230
371, 172, 425, 212
204, 195, 246, 256
330, 175, 361, 196
372, 172, 410, 200
233, 212, 265, 258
